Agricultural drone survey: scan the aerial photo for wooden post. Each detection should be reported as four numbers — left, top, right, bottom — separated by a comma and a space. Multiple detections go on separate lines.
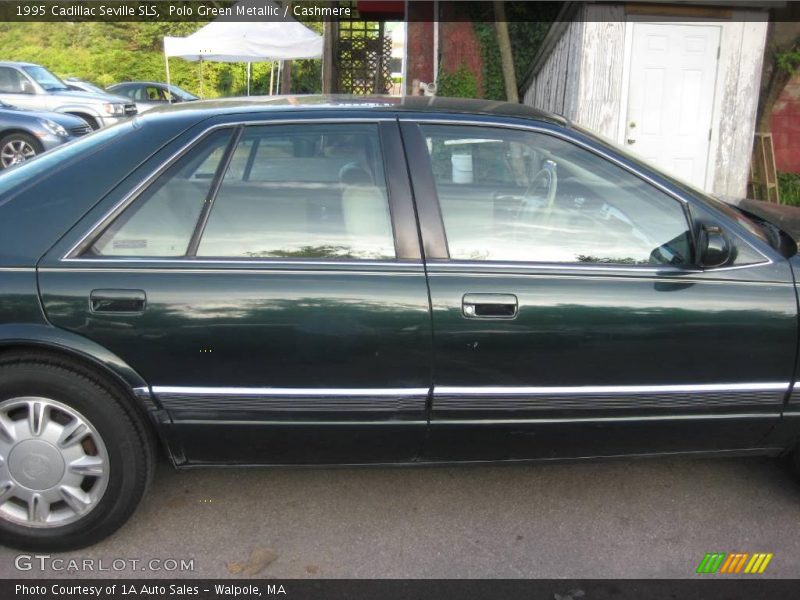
322, 18, 337, 94
494, 1, 518, 103
281, 60, 292, 94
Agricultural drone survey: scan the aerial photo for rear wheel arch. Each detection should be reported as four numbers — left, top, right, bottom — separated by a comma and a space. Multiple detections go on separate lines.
0, 344, 160, 450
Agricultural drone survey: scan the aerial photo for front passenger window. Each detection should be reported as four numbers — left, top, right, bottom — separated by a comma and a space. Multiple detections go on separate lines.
421, 125, 693, 266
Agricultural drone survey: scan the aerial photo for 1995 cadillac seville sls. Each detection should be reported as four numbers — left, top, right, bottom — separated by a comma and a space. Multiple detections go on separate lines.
1, 96, 800, 550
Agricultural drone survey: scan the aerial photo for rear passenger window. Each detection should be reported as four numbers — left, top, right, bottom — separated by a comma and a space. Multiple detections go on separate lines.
84, 124, 396, 261
87, 129, 233, 257
196, 124, 395, 259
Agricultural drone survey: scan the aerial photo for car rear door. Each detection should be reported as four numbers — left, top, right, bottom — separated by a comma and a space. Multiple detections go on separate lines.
400, 117, 797, 462
38, 115, 432, 465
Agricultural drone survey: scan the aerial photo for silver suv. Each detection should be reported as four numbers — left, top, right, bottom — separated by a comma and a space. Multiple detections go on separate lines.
0, 62, 136, 130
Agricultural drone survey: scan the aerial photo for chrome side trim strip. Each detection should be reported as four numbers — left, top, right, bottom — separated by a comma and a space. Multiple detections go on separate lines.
152, 386, 430, 415
432, 413, 780, 425
152, 386, 430, 396
0, 267, 35, 272
437, 383, 788, 395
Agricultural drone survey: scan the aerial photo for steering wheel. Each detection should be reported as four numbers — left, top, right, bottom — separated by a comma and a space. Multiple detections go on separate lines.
522, 166, 557, 207
515, 164, 559, 239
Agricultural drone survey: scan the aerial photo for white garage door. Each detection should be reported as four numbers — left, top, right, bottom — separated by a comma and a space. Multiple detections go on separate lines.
623, 22, 721, 189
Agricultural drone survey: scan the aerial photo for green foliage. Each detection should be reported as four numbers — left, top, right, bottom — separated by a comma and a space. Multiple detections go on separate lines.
779, 172, 800, 206
0, 21, 323, 97
436, 1, 557, 101
436, 64, 478, 99
776, 42, 800, 74
474, 22, 505, 101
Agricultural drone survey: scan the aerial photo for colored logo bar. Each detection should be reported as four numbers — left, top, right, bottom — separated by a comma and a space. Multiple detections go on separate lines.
696, 552, 773, 574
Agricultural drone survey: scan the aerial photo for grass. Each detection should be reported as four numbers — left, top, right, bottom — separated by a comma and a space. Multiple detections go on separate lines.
779, 172, 800, 206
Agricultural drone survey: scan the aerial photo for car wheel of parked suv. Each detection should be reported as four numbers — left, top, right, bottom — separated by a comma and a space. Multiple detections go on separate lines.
0, 133, 42, 169
0, 353, 154, 550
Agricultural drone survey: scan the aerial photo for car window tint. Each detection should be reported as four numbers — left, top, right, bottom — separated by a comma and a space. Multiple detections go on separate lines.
0, 67, 27, 93
196, 124, 396, 260
421, 125, 693, 266
145, 87, 164, 101
85, 129, 234, 257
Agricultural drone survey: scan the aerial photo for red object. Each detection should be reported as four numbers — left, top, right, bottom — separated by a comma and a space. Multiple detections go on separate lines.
771, 73, 800, 174
439, 22, 484, 95
357, 1, 405, 18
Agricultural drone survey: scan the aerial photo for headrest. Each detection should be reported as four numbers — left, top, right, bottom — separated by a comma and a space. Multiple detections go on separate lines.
339, 163, 374, 185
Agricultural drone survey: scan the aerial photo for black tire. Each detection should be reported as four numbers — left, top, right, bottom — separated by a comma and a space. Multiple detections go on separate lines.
0, 133, 43, 170
68, 113, 99, 130
0, 355, 154, 550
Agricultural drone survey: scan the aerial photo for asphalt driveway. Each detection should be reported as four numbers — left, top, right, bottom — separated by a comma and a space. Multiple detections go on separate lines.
1, 455, 799, 578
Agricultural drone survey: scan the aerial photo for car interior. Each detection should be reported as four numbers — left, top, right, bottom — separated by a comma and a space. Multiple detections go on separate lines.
88, 127, 396, 260
424, 127, 695, 265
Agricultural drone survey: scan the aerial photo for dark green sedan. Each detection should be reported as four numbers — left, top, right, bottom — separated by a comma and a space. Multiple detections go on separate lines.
1, 96, 799, 550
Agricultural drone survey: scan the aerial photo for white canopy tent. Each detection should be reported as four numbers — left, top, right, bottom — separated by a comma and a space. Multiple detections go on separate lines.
163, 0, 323, 97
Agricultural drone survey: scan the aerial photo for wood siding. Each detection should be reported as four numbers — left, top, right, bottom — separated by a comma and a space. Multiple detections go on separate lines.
520, 5, 768, 198
710, 13, 768, 197
521, 16, 584, 120
574, 4, 626, 139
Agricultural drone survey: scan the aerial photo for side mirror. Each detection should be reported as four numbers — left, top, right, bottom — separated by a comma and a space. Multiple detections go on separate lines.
21, 81, 35, 94
698, 225, 731, 268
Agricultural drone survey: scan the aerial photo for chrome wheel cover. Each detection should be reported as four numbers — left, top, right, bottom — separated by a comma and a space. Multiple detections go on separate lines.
0, 397, 109, 528
0, 140, 36, 168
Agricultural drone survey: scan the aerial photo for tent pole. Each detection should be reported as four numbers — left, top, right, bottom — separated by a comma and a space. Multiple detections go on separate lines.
199, 58, 204, 98
164, 49, 172, 103
277, 61, 282, 94
269, 62, 275, 96
247, 62, 251, 96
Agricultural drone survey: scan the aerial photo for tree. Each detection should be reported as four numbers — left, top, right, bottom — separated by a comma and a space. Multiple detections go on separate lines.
755, 5, 800, 133
493, 1, 517, 102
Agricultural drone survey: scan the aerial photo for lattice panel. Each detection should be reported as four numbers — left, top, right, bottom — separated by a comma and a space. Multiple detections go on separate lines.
336, 19, 393, 95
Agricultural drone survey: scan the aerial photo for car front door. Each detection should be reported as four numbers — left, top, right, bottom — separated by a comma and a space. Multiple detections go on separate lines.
401, 119, 797, 461
38, 117, 432, 465
0, 67, 43, 111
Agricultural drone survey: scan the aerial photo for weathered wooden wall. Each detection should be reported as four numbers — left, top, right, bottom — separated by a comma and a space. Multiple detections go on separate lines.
710, 12, 769, 198
521, 15, 584, 120
520, 5, 768, 198
521, 4, 625, 138
573, 4, 626, 140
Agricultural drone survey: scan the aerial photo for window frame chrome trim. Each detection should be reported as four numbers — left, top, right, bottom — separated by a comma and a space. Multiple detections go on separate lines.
62, 117, 398, 262
405, 117, 774, 270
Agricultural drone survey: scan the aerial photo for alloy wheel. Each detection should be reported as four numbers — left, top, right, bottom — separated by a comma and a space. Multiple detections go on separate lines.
0, 140, 37, 168
0, 397, 109, 528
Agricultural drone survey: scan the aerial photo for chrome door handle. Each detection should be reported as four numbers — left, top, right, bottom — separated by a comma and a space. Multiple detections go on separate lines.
462, 293, 518, 319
